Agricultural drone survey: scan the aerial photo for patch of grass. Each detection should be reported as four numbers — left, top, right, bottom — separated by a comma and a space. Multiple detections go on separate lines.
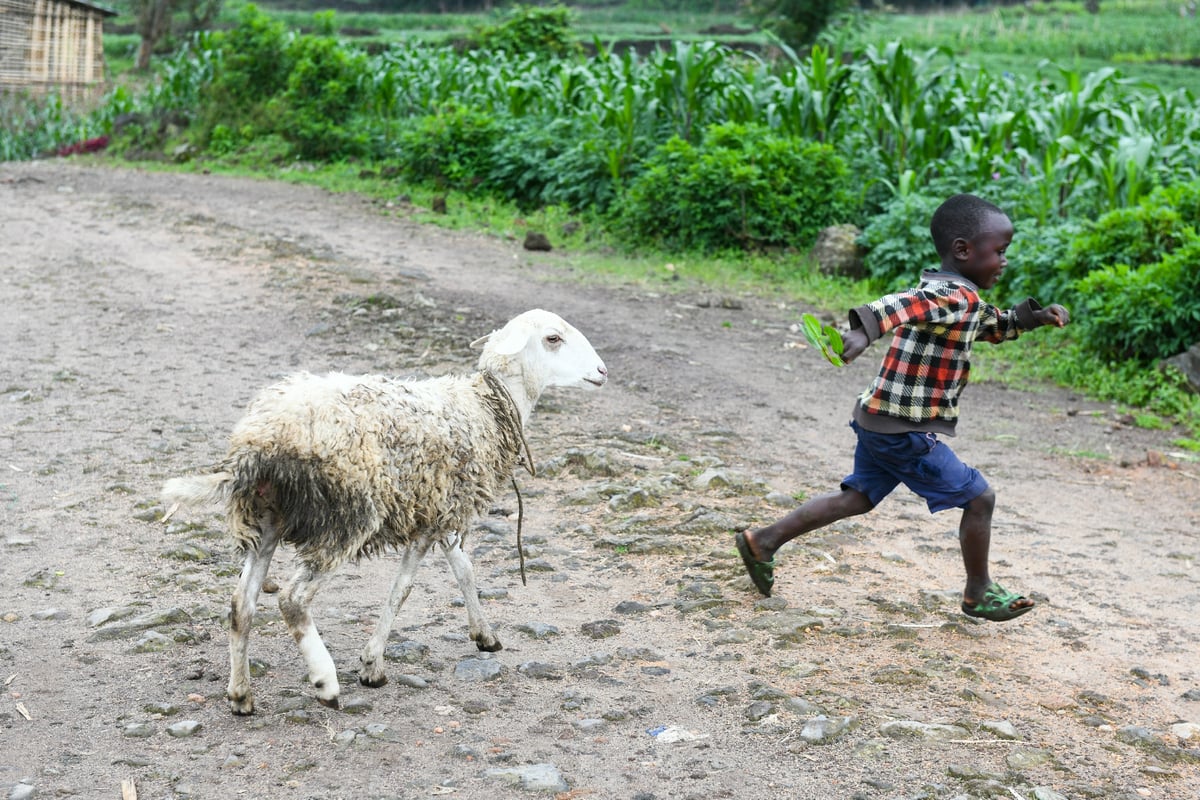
1131, 413, 1171, 431
1052, 447, 1111, 460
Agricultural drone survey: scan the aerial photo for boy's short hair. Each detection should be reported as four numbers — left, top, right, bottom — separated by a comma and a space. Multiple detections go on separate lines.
930, 194, 1007, 257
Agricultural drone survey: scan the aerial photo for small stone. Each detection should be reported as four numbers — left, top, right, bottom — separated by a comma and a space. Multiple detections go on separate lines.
123, 722, 155, 738
1031, 788, 1070, 800
514, 621, 560, 639
341, 697, 373, 714
573, 718, 607, 732
393, 674, 428, 689
166, 720, 202, 738
142, 702, 179, 716
162, 543, 213, 561
580, 619, 621, 639
1115, 725, 1158, 746
86, 607, 138, 627
523, 231, 552, 251
518, 661, 563, 680
1170, 722, 1200, 741
800, 715, 856, 744
132, 631, 175, 653
485, 763, 568, 792
613, 601, 649, 615
383, 640, 429, 663
980, 719, 1021, 740
364, 723, 404, 743
88, 607, 191, 642
454, 656, 504, 682
745, 701, 773, 721
331, 730, 358, 747
572, 652, 613, 669
879, 720, 970, 740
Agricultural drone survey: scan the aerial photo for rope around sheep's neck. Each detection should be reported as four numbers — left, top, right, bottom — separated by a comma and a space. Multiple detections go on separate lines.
481, 370, 535, 586
481, 370, 535, 478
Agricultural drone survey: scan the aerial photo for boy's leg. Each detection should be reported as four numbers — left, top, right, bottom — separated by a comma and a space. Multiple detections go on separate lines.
958, 488, 1033, 614
744, 488, 873, 562
959, 487, 996, 603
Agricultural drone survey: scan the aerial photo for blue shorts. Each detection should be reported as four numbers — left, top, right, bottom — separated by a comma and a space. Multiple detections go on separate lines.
841, 420, 989, 513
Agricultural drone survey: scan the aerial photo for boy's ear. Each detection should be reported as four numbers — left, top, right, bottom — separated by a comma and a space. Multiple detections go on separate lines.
952, 236, 971, 260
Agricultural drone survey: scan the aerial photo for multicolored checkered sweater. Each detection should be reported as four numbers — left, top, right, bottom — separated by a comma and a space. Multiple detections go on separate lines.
849, 269, 1044, 436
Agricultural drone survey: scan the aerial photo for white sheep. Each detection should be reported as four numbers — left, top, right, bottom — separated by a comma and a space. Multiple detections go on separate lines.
162, 309, 607, 714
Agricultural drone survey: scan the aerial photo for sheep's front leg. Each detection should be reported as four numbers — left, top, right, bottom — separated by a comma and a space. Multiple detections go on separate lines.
441, 533, 502, 652
358, 539, 433, 688
227, 516, 280, 716
278, 565, 340, 708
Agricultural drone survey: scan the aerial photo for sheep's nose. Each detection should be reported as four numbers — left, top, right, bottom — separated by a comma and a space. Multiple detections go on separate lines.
598, 365, 608, 377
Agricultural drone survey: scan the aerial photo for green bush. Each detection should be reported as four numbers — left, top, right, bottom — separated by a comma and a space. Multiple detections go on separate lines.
999, 220, 1080, 308
274, 35, 368, 160
195, 6, 292, 146
1073, 237, 1200, 363
395, 106, 501, 189
1058, 202, 1189, 280
485, 116, 623, 212
1155, 180, 1200, 223
466, 4, 580, 59
613, 122, 856, 253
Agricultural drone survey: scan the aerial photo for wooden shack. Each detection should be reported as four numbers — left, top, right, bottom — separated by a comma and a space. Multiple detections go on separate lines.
0, 0, 116, 98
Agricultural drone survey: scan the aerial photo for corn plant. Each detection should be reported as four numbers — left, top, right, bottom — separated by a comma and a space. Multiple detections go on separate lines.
754, 42, 854, 141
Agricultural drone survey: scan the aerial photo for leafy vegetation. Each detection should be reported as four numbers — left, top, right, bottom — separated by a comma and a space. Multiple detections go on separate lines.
466, 4, 582, 58
615, 122, 855, 252
5, 0, 1200, 437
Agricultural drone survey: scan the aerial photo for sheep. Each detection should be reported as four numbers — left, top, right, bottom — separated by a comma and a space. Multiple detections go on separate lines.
161, 309, 607, 715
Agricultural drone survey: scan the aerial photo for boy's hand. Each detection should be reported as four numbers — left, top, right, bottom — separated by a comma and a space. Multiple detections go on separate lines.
841, 328, 869, 363
1036, 304, 1070, 328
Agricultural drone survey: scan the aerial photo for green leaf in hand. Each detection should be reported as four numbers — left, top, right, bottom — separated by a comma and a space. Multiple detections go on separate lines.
800, 313, 845, 367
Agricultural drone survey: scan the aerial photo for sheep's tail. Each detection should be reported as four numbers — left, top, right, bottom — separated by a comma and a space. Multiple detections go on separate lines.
162, 473, 234, 509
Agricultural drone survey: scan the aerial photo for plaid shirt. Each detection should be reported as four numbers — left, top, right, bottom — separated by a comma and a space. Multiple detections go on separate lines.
849, 270, 1043, 436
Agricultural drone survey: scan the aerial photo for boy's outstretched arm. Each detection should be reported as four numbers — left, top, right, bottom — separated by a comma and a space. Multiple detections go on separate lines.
1034, 304, 1070, 328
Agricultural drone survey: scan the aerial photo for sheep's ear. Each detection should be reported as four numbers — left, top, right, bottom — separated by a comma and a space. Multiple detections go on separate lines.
482, 323, 533, 356
469, 333, 490, 350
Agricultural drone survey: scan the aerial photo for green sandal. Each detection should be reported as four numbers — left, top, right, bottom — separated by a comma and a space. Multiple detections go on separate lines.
961, 583, 1035, 622
735, 532, 774, 597
801, 313, 846, 367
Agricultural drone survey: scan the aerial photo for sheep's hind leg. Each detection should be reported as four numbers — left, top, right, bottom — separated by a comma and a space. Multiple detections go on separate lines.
358, 539, 433, 688
227, 516, 280, 716
278, 565, 340, 708
441, 533, 502, 652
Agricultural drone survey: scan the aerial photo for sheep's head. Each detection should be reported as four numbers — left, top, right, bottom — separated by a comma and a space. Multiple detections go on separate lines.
472, 309, 607, 390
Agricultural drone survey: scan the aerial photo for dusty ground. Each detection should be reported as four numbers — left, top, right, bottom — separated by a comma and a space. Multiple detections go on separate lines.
1, 160, 1198, 800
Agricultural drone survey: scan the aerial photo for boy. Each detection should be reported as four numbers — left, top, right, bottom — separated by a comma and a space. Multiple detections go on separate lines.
736, 193, 1070, 621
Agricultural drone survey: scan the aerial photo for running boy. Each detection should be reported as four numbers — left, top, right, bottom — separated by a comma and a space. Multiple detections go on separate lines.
736, 193, 1070, 621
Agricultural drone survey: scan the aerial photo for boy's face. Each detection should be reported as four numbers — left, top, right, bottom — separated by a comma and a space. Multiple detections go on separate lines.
954, 211, 1013, 290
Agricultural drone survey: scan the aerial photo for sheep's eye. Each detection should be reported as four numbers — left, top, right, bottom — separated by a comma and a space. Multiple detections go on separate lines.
546, 334, 563, 345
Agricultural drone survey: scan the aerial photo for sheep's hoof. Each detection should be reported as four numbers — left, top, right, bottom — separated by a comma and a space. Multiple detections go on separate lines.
359, 672, 388, 689
317, 695, 341, 710
228, 694, 255, 716
474, 638, 503, 653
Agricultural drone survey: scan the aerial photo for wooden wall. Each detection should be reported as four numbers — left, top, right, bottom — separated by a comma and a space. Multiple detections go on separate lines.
0, 0, 110, 97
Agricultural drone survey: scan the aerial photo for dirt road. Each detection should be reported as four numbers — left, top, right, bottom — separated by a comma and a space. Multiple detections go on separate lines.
2, 160, 1198, 800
